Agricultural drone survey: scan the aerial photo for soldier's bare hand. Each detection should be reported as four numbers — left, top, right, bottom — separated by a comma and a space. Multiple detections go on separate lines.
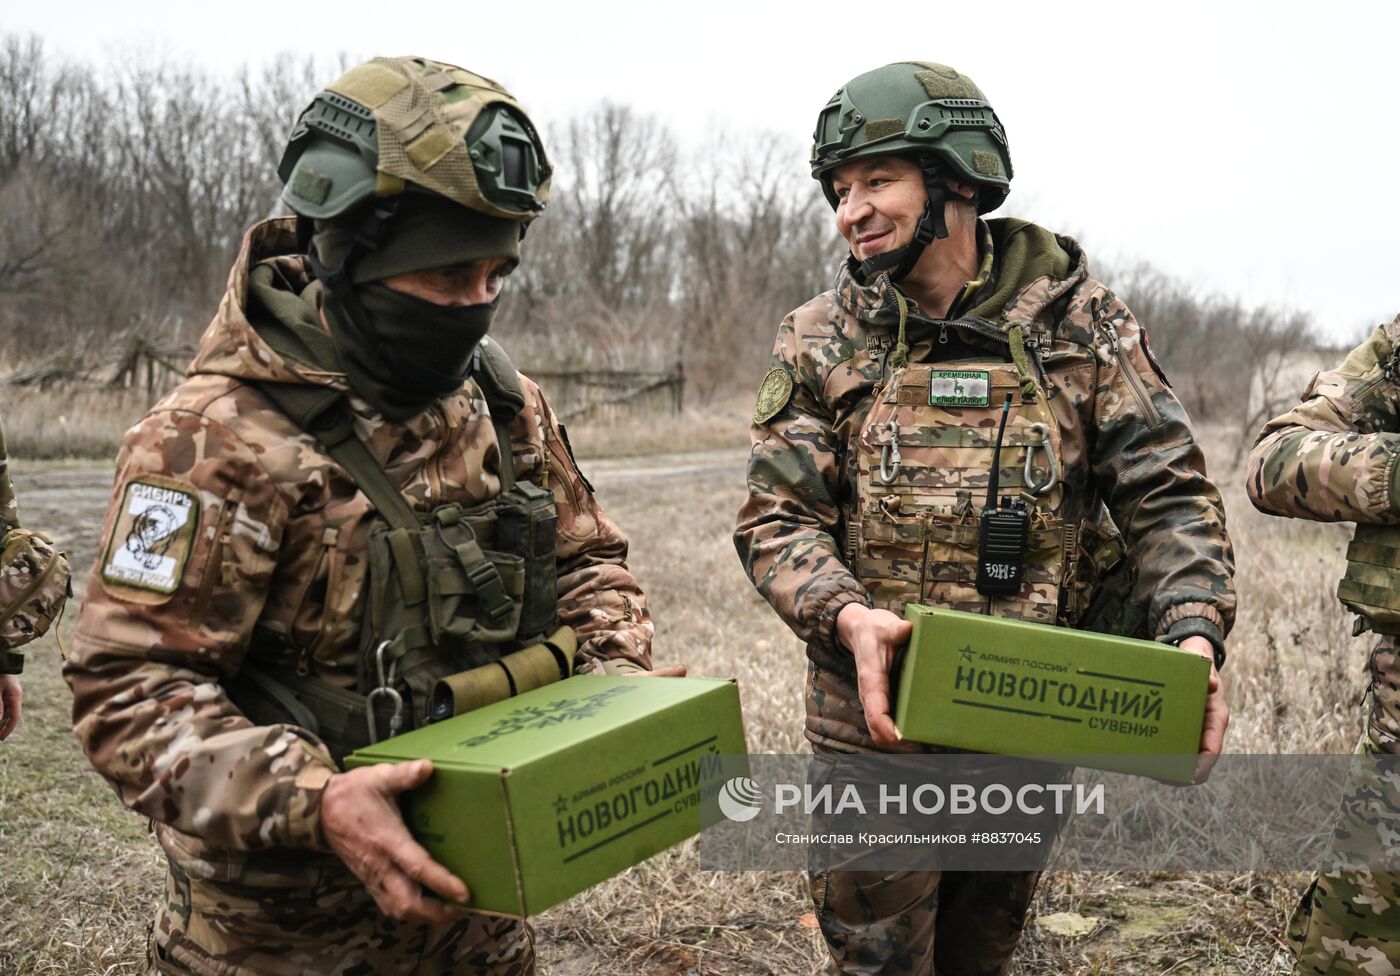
321, 758, 469, 924
0, 674, 21, 740
1178, 636, 1228, 783
836, 603, 909, 747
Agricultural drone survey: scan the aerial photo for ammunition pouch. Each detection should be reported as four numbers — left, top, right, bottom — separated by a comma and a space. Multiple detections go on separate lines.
358, 491, 559, 734
1338, 524, 1400, 636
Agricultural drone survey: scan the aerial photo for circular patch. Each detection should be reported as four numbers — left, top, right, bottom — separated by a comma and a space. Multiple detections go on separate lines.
753, 367, 795, 424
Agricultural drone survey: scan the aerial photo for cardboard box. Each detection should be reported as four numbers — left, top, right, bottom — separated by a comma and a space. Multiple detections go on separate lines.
894, 606, 1209, 781
346, 675, 746, 916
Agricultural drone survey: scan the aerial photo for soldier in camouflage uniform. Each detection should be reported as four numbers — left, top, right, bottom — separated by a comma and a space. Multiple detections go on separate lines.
64, 57, 662, 976
1248, 315, 1400, 974
735, 62, 1236, 975
0, 412, 22, 739
0, 411, 71, 739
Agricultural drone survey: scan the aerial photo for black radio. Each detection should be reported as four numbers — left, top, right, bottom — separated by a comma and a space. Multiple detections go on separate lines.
976, 394, 1030, 597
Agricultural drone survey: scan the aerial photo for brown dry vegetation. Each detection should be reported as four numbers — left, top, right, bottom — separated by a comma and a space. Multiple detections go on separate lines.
0, 416, 1370, 975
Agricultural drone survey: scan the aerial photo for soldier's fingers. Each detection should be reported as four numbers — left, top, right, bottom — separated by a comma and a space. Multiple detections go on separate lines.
373, 866, 462, 924
640, 665, 687, 678
0, 682, 19, 740
1192, 750, 1222, 785
1198, 694, 1228, 757
1183, 684, 1227, 786
878, 621, 912, 670
377, 758, 435, 797
395, 839, 470, 905
854, 654, 898, 744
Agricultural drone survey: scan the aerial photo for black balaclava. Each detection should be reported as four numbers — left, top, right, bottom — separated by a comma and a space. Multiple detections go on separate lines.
308, 196, 522, 423
322, 283, 499, 423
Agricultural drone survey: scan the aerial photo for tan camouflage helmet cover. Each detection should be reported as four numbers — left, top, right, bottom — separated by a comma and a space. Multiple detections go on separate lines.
280, 56, 552, 223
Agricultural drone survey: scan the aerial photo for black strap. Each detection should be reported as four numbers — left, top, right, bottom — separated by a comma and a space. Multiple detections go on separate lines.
258, 381, 421, 531
471, 339, 527, 492
859, 156, 952, 283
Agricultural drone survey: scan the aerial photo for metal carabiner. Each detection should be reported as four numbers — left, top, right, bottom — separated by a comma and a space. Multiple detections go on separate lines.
1024, 422, 1060, 496
365, 640, 406, 741
878, 419, 902, 484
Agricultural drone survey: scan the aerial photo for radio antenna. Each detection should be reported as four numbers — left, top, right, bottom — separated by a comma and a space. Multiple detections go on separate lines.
985, 393, 1013, 510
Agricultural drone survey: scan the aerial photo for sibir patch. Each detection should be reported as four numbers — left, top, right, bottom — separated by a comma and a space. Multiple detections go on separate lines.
101, 478, 199, 595
929, 369, 990, 407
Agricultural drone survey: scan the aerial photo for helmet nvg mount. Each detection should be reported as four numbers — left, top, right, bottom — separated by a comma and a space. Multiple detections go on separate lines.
279, 56, 551, 225
811, 62, 1012, 281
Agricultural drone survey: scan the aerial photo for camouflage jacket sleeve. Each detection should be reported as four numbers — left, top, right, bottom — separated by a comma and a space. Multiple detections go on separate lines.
515, 378, 654, 673
1247, 316, 1400, 524
734, 311, 871, 652
0, 413, 16, 534
64, 409, 336, 853
1, 414, 22, 672
1087, 292, 1236, 651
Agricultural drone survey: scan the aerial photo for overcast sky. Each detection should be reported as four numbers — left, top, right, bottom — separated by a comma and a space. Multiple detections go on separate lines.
9, 0, 1398, 342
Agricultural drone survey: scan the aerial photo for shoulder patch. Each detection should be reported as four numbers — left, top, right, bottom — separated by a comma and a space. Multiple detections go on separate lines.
753, 367, 795, 424
101, 476, 200, 599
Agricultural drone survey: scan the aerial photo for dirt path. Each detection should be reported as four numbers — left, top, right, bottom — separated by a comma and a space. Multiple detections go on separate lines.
8, 448, 750, 586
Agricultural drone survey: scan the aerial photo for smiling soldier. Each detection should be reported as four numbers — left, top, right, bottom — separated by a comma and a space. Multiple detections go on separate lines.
63, 56, 666, 976
734, 61, 1237, 974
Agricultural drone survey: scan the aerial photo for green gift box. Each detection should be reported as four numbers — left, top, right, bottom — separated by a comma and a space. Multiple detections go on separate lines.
347, 674, 746, 916
893, 606, 1209, 782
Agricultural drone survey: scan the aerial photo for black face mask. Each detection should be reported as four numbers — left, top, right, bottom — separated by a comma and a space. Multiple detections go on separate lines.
325, 282, 498, 424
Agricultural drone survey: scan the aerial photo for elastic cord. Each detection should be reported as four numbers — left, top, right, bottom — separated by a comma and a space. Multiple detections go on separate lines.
887, 274, 910, 370
1007, 325, 1040, 402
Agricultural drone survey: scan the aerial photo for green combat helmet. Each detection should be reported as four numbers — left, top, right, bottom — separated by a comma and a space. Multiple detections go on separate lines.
278, 55, 551, 293
275, 56, 553, 377
810, 61, 1012, 281
280, 55, 551, 225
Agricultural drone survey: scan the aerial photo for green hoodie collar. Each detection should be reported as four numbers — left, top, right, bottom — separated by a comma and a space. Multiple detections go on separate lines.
836, 217, 1085, 336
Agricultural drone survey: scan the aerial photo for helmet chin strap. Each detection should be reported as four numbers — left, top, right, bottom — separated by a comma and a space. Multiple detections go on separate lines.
858, 157, 950, 283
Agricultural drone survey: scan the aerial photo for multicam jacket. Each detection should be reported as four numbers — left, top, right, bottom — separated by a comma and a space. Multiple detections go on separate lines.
64, 218, 654, 860
1247, 315, 1400, 525
735, 218, 1235, 750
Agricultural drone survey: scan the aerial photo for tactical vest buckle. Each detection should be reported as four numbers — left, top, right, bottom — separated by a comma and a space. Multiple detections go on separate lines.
466, 561, 514, 624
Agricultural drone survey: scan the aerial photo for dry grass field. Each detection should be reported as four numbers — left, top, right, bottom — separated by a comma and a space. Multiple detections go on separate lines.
0, 393, 1373, 975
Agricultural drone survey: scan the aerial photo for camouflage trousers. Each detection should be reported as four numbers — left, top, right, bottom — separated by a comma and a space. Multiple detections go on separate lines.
146, 851, 533, 976
807, 742, 1040, 976
1288, 641, 1400, 975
